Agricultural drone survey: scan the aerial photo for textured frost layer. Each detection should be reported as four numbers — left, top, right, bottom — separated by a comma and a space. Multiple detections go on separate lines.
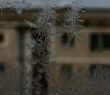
0, 0, 78, 9
0, 0, 32, 9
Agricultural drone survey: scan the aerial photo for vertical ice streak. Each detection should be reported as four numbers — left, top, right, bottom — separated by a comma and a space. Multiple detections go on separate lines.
64, 0, 80, 39
18, 31, 32, 95
32, 0, 56, 95
22, 32, 32, 95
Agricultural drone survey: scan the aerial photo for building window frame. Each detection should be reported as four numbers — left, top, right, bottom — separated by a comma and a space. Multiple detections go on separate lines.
0, 63, 5, 72
0, 31, 9, 48
60, 64, 73, 80
90, 64, 110, 80
90, 33, 110, 50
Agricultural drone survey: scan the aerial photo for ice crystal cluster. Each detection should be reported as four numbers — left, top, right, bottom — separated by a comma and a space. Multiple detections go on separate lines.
0, 0, 80, 95
1, 0, 110, 95
0, 0, 30, 9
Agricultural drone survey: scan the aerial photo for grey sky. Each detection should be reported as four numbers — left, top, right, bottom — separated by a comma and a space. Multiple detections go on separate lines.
81, 0, 110, 8
0, 0, 110, 9
30, 0, 110, 8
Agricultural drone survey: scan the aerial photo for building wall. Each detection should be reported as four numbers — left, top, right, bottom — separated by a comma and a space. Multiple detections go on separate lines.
0, 10, 33, 95
48, 9, 110, 95
0, 29, 20, 95
0, 8, 110, 95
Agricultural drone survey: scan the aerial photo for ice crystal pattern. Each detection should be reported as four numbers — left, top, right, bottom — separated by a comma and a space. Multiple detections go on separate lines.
0, 0, 90, 95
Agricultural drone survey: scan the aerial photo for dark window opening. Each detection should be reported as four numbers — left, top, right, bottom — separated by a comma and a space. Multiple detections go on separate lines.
61, 33, 74, 46
0, 63, 5, 72
103, 35, 110, 48
90, 64, 110, 80
0, 33, 4, 42
98, 20, 104, 26
62, 33, 68, 44
60, 64, 73, 79
83, 19, 90, 27
90, 33, 110, 50
90, 34, 97, 50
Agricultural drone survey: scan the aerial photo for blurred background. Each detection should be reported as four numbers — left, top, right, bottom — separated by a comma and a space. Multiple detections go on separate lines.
0, 0, 110, 95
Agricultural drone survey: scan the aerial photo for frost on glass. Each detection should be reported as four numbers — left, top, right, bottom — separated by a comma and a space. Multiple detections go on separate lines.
0, 0, 87, 95
0, 0, 30, 9
31, 1, 57, 95
1, 0, 110, 95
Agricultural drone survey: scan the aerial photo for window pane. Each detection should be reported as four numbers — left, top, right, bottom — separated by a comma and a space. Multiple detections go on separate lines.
103, 34, 110, 49
0, 33, 4, 42
90, 34, 98, 50
0, 63, 5, 72
90, 33, 110, 50
60, 64, 73, 79
90, 64, 110, 80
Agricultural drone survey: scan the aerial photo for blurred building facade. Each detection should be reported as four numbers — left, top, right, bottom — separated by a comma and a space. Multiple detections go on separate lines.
0, 8, 110, 95
49, 8, 110, 95
0, 10, 33, 95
